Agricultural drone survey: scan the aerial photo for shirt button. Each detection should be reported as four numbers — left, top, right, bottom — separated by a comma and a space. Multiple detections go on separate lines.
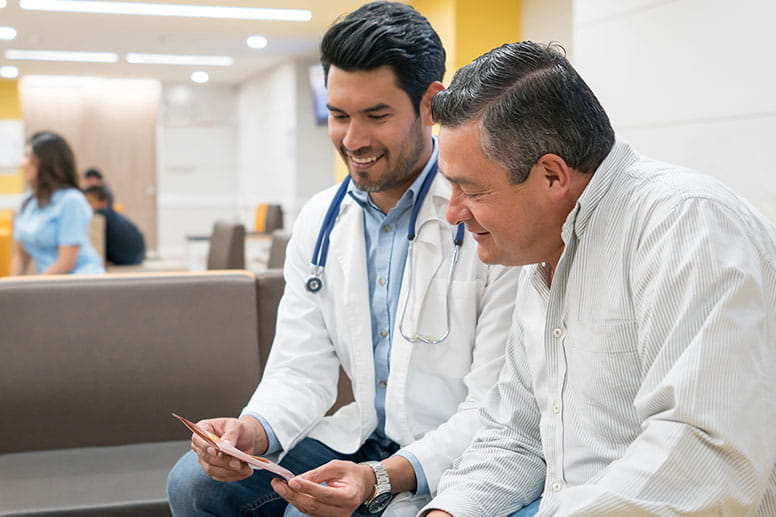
552, 482, 563, 492
552, 327, 564, 338
378, 380, 387, 388
380, 329, 388, 338
553, 402, 561, 414
378, 277, 386, 286
382, 224, 391, 233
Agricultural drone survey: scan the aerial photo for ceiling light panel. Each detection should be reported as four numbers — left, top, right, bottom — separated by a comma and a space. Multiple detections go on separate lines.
19, 0, 312, 21
5, 49, 119, 62
126, 53, 233, 66
0, 26, 17, 40
246, 36, 268, 49
0, 66, 19, 79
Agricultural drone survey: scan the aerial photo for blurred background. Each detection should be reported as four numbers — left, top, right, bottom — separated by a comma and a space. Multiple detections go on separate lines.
1, 0, 774, 270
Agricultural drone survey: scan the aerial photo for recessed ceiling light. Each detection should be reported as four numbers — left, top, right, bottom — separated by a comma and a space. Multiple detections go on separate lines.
126, 53, 233, 66
246, 36, 268, 49
0, 26, 17, 40
190, 71, 209, 83
19, 0, 312, 21
0, 1, 6, 8
0, 65, 19, 79
5, 49, 119, 63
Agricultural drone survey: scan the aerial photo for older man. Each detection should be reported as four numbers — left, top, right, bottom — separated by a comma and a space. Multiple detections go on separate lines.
424, 41, 776, 516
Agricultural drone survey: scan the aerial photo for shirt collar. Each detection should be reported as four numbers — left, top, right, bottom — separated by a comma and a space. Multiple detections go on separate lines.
347, 136, 438, 213
561, 139, 639, 242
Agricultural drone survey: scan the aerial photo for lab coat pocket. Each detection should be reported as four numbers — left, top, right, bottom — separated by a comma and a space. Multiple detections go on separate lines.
405, 278, 479, 375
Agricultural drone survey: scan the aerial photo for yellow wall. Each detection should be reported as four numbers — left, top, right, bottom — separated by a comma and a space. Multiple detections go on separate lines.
413, 0, 522, 79
0, 79, 25, 194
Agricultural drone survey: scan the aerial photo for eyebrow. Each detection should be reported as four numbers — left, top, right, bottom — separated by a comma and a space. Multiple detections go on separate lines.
439, 168, 482, 187
326, 103, 392, 114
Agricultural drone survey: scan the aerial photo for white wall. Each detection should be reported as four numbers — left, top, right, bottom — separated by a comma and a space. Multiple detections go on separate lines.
155, 58, 333, 257
237, 59, 333, 230
522, 0, 573, 58
157, 83, 240, 257
571, 0, 776, 222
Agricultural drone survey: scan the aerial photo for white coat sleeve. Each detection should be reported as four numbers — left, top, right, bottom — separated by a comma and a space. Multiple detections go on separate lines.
242, 195, 343, 451
419, 292, 547, 516
400, 263, 523, 494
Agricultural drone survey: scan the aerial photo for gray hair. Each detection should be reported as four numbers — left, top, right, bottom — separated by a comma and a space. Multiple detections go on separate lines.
431, 41, 614, 184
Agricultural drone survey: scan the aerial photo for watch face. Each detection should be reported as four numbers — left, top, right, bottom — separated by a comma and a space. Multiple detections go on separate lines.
366, 492, 393, 513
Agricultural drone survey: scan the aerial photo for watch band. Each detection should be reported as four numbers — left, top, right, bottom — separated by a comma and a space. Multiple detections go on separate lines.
361, 460, 392, 513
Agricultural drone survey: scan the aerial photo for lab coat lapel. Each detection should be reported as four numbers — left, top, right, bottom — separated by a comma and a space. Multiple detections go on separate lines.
329, 197, 376, 412
398, 175, 448, 339
388, 174, 450, 443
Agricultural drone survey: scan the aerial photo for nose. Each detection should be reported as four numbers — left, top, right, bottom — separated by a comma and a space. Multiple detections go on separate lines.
446, 188, 471, 226
341, 118, 370, 152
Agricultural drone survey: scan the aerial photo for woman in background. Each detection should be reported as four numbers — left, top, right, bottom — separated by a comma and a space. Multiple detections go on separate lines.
9, 131, 105, 275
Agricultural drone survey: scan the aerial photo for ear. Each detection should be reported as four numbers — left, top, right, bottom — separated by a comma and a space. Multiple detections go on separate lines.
536, 153, 573, 203
419, 81, 445, 127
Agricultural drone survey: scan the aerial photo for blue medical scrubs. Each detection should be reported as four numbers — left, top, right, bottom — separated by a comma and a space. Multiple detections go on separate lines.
14, 188, 105, 274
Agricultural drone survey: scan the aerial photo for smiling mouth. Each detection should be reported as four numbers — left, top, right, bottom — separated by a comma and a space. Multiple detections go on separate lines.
348, 153, 383, 165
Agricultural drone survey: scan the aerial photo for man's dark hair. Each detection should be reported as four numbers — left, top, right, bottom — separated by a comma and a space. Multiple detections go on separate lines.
320, 1, 445, 114
84, 168, 103, 180
432, 41, 615, 183
84, 185, 109, 202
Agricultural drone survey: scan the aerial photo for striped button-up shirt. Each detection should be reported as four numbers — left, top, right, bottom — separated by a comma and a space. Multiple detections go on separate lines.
427, 140, 776, 516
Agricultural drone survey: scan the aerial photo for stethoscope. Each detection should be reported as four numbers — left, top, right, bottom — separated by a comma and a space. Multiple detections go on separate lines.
305, 165, 465, 344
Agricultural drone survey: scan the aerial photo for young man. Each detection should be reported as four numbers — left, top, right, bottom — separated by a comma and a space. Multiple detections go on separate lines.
82, 168, 114, 208
84, 185, 145, 266
166, 3, 518, 516
423, 41, 776, 516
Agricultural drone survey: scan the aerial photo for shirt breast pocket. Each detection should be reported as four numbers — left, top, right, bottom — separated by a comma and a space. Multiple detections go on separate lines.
570, 320, 641, 408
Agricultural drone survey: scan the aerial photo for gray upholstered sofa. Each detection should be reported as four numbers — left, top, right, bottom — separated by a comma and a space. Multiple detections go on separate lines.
0, 270, 286, 516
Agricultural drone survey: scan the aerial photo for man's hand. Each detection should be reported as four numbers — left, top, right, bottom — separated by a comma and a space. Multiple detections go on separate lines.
270, 459, 376, 517
190, 415, 268, 482
425, 512, 453, 517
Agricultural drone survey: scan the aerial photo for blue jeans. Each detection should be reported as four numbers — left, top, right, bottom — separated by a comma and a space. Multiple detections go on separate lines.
507, 497, 541, 517
167, 437, 399, 516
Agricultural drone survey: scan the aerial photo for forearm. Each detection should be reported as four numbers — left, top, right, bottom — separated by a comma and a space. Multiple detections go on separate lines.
42, 245, 78, 274
381, 455, 416, 494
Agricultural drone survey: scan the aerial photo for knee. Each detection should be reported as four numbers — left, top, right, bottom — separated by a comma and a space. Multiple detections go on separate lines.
167, 450, 212, 515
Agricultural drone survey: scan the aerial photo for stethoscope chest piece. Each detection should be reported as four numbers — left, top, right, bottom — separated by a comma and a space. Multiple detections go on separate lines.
305, 274, 323, 293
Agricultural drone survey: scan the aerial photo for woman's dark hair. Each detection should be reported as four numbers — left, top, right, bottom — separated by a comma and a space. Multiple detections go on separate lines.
320, 1, 445, 114
432, 41, 615, 183
28, 131, 79, 207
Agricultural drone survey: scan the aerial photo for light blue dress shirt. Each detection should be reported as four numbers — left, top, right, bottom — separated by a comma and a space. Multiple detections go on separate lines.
258, 142, 438, 496
13, 188, 105, 274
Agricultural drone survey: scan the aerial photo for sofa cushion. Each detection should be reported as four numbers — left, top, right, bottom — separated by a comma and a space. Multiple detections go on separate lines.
0, 272, 261, 454
0, 441, 187, 516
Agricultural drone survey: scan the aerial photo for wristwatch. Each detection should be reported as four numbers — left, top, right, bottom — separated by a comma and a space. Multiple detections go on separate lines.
359, 460, 393, 514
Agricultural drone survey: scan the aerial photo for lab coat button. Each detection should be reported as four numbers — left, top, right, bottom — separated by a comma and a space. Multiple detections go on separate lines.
553, 403, 561, 414
552, 482, 563, 492
552, 327, 564, 338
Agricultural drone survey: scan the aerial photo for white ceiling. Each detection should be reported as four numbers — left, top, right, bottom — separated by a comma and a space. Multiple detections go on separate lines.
0, 0, 383, 84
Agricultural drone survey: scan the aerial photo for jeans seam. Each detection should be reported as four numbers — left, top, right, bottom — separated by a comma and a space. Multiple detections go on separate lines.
240, 489, 285, 516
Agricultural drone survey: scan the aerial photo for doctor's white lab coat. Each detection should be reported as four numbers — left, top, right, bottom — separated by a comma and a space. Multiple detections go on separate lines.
242, 172, 518, 501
